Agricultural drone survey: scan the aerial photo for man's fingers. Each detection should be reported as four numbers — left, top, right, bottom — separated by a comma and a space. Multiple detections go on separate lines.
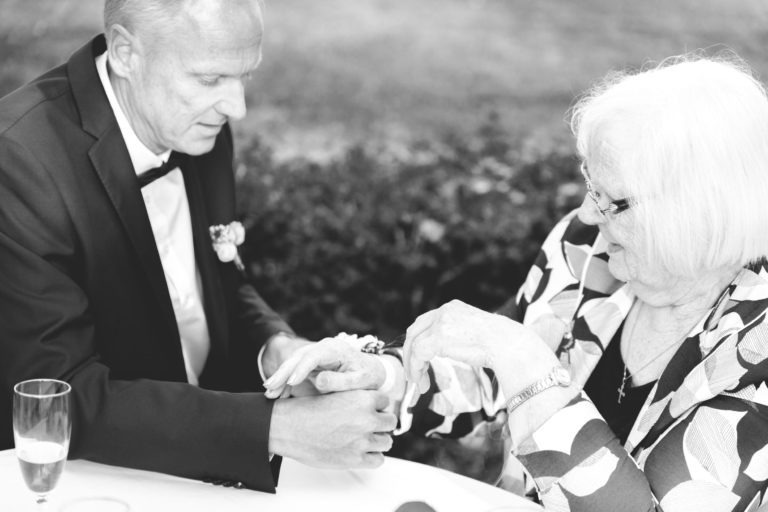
375, 411, 398, 432
262, 359, 296, 392
265, 383, 293, 399
266, 342, 339, 390
373, 392, 391, 412
314, 369, 369, 392
286, 351, 328, 386
280, 339, 351, 387
368, 432, 393, 452
360, 452, 385, 468
263, 346, 309, 389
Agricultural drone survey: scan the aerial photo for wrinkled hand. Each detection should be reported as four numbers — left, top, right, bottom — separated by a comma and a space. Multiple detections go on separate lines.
403, 299, 532, 391
529, 314, 569, 351
269, 390, 397, 468
264, 335, 385, 398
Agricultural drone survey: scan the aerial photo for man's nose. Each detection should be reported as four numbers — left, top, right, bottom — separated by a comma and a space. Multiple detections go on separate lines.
576, 194, 606, 226
215, 79, 247, 121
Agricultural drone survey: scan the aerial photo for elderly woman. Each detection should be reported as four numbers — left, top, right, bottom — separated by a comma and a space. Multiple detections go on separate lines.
264, 55, 768, 512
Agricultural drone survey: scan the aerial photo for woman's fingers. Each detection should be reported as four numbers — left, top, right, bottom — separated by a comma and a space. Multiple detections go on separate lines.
404, 311, 437, 382
418, 371, 430, 394
403, 300, 491, 384
404, 329, 436, 384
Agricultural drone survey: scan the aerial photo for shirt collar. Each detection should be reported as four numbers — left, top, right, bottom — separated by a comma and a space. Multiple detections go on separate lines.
95, 51, 171, 175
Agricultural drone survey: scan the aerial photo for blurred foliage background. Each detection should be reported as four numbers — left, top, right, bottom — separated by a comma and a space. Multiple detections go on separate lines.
2, 0, 767, 485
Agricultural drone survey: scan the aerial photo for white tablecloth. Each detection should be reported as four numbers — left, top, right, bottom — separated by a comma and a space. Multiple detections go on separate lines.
0, 449, 542, 512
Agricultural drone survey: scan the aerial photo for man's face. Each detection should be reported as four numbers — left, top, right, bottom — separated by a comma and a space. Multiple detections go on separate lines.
128, 2, 262, 155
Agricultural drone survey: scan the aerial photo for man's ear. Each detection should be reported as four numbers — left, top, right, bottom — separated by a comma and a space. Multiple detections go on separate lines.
105, 24, 140, 80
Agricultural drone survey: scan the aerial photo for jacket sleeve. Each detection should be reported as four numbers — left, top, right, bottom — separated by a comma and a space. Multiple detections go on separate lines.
394, 211, 768, 511
516, 377, 768, 511
0, 136, 280, 492
511, 222, 768, 511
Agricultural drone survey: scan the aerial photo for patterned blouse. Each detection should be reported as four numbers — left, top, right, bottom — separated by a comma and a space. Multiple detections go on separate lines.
396, 211, 768, 512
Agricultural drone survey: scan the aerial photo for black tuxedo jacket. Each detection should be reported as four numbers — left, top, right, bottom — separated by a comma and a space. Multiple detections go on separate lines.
0, 35, 291, 492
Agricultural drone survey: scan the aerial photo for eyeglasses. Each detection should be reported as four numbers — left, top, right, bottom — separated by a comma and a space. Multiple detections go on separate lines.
579, 162, 633, 217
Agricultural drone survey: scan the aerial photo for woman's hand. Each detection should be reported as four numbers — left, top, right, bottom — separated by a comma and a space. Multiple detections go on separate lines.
263, 335, 387, 399
403, 299, 559, 394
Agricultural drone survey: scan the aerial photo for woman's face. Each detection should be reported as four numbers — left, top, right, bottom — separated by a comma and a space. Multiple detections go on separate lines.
576, 161, 676, 300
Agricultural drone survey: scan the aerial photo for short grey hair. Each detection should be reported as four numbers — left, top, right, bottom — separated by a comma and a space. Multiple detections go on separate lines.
104, 0, 187, 35
104, 0, 265, 43
571, 53, 768, 277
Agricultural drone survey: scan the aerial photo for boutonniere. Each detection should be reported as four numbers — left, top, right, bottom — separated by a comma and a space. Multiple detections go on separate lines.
209, 221, 245, 271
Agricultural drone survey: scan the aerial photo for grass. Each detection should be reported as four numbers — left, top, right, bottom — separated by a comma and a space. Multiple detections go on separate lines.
1, 0, 767, 160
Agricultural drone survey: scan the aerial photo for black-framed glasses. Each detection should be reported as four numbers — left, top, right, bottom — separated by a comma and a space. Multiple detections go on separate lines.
579, 162, 633, 217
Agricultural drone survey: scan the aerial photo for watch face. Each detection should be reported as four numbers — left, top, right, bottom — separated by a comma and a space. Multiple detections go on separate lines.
554, 367, 572, 386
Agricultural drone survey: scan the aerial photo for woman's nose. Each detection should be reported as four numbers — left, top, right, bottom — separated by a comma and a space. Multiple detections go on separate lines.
576, 194, 606, 226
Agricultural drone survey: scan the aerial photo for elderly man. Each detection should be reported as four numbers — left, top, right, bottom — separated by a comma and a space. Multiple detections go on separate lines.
0, 0, 395, 492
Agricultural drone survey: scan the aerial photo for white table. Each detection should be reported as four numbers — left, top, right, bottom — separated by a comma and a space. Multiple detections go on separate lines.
0, 449, 542, 512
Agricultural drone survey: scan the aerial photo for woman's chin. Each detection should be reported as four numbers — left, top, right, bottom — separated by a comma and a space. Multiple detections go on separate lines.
607, 252, 630, 283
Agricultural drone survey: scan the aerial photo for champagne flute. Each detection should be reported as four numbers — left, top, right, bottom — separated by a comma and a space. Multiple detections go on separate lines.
13, 379, 72, 506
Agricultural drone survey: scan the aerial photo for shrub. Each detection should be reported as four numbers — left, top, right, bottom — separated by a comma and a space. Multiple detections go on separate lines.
236, 113, 584, 483
236, 113, 584, 341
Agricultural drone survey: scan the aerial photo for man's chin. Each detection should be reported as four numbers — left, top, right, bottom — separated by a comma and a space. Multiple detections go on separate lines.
176, 137, 218, 156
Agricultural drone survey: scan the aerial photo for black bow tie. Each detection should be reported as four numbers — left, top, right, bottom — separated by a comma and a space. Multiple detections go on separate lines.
137, 151, 186, 188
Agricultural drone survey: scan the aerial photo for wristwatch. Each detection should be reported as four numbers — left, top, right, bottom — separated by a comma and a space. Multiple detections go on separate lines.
504, 366, 572, 414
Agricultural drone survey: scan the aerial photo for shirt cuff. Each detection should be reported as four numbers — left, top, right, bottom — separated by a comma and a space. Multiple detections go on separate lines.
377, 354, 398, 393
257, 343, 268, 382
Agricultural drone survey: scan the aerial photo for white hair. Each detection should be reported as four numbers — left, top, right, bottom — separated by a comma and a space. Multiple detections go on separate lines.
571, 53, 768, 277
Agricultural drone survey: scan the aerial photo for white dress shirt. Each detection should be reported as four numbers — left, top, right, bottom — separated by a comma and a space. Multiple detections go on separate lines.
96, 53, 210, 385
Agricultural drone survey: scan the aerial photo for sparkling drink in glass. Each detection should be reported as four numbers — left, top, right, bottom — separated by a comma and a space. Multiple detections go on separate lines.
13, 379, 72, 506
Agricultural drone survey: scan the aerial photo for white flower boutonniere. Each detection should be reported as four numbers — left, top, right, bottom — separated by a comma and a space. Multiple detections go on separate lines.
209, 221, 246, 271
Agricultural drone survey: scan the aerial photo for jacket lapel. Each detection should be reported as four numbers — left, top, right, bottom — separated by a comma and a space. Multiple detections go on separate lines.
561, 235, 634, 388
627, 261, 768, 454
181, 158, 230, 371
568, 283, 634, 387
68, 36, 180, 345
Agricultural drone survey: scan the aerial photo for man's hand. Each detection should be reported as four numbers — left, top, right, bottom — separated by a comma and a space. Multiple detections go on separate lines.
263, 336, 386, 399
261, 333, 313, 379
269, 390, 397, 468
